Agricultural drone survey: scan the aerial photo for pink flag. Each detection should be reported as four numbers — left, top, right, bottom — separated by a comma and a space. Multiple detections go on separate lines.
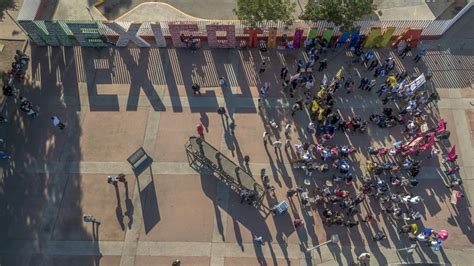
448, 145, 456, 160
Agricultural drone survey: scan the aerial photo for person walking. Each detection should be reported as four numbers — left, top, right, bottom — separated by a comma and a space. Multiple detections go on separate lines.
51, 116, 65, 130
358, 253, 371, 266
318, 59, 328, 72
259, 61, 267, 74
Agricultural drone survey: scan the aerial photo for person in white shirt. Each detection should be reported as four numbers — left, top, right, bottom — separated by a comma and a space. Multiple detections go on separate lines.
284, 124, 291, 136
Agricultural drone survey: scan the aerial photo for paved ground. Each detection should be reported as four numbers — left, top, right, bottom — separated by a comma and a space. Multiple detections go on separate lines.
47, 0, 462, 21
0, 6, 474, 266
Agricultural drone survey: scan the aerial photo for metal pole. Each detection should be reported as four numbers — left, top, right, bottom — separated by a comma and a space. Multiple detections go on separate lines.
306, 239, 332, 252
5, 10, 33, 42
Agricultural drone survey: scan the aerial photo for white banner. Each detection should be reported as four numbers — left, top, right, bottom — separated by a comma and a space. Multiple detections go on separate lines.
405, 73, 426, 93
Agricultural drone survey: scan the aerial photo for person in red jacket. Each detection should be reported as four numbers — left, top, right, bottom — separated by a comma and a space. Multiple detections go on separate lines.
196, 122, 204, 136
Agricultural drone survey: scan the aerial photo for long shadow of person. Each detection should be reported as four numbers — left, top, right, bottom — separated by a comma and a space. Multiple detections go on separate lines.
115, 184, 125, 231
92, 221, 100, 241
124, 182, 134, 229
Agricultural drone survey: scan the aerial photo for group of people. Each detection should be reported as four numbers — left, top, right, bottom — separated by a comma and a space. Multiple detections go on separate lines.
240, 36, 462, 252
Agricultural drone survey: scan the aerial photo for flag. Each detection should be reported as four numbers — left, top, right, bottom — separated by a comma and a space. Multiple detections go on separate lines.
322, 74, 328, 86
335, 67, 343, 80
448, 145, 456, 159
311, 100, 320, 112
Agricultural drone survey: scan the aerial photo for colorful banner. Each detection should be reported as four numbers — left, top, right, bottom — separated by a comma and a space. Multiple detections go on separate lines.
349, 31, 360, 48
336, 32, 350, 47
377, 27, 395, 47
322, 28, 334, 43
306, 28, 318, 40
267, 27, 277, 48
206, 25, 236, 48
244, 27, 263, 48
293, 28, 304, 48
364, 27, 382, 48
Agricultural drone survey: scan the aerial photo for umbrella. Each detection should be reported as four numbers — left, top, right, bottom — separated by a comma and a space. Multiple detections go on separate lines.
438, 230, 448, 241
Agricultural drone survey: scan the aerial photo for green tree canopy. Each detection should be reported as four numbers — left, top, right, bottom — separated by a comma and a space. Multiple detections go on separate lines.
304, 0, 376, 31
0, 0, 15, 20
233, 0, 296, 28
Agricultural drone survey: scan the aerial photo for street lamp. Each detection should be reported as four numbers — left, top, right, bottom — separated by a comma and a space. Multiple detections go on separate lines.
306, 234, 339, 252
85, 6, 95, 21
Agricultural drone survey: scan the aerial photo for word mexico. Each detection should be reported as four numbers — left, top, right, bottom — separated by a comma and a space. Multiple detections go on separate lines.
18, 20, 423, 49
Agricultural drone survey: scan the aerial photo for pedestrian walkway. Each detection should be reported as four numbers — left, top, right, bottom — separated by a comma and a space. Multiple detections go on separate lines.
1, 8, 474, 266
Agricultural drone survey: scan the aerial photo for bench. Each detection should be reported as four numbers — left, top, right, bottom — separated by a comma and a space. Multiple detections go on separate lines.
127, 147, 149, 169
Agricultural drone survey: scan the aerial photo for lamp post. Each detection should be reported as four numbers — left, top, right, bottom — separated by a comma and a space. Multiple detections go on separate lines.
5, 10, 33, 42
306, 234, 339, 253
85, 6, 95, 21
84, 6, 113, 46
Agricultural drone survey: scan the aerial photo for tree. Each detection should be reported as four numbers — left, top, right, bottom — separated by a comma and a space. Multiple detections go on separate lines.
303, 0, 376, 32
233, 0, 296, 28
0, 0, 16, 20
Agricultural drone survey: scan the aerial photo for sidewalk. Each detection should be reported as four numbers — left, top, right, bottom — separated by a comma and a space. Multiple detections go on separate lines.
48, 0, 461, 21
0, 0, 26, 41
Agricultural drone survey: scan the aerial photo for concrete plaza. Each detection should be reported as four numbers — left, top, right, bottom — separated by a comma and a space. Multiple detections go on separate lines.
1, 7, 474, 266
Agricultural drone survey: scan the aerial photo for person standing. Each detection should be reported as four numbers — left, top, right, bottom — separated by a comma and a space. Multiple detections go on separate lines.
364, 213, 373, 223
219, 77, 227, 88
51, 116, 65, 130
307, 121, 315, 134
280, 67, 289, 80
272, 140, 282, 149
259, 61, 267, 74
318, 59, 328, 72
358, 253, 371, 266
296, 59, 304, 73
263, 132, 270, 145
367, 60, 378, 71
83, 214, 100, 224
359, 77, 369, 89
254, 235, 264, 245
192, 83, 201, 95
284, 124, 291, 137
414, 47, 426, 63
196, 122, 205, 136
400, 43, 411, 59
366, 79, 376, 91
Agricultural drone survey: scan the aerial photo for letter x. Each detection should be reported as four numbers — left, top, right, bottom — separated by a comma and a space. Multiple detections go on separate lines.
106, 22, 151, 47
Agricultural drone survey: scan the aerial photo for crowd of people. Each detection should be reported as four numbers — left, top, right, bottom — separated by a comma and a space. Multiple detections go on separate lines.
222, 36, 463, 251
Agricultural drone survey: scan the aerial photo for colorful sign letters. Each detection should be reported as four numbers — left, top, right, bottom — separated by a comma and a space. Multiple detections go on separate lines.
18, 20, 422, 49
